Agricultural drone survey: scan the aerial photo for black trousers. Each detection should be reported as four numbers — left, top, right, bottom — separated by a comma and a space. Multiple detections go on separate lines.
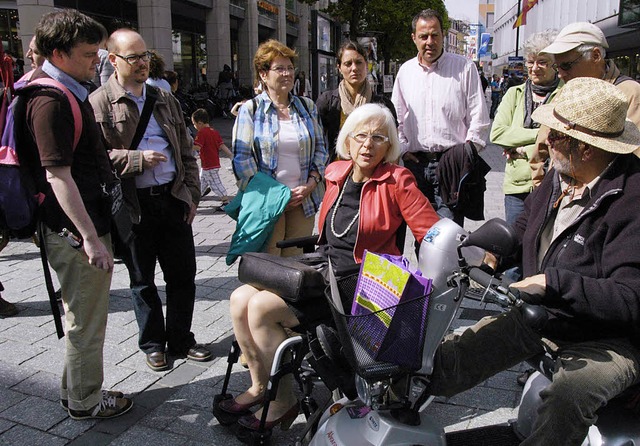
122, 192, 197, 354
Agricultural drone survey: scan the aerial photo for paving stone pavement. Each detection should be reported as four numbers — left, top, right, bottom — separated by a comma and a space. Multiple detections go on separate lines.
0, 115, 529, 445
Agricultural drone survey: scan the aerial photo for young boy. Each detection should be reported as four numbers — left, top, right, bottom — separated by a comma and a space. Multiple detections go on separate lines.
191, 109, 234, 205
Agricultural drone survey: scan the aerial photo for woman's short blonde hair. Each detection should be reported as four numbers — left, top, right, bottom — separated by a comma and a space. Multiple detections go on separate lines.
335, 103, 401, 163
253, 39, 298, 87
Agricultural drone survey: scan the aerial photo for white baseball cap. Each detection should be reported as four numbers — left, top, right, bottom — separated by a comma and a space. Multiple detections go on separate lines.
542, 22, 609, 54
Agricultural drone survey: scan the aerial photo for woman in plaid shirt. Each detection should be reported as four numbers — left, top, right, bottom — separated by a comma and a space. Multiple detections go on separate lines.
232, 40, 328, 257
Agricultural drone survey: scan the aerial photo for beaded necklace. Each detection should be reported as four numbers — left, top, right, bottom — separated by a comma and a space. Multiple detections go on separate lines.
330, 175, 360, 238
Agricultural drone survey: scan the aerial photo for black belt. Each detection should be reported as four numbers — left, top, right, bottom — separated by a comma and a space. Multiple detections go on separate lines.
413, 151, 443, 162
137, 181, 174, 197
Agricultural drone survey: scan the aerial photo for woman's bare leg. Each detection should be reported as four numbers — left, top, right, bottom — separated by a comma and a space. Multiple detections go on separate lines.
247, 291, 301, 420
229, 285, 270, 403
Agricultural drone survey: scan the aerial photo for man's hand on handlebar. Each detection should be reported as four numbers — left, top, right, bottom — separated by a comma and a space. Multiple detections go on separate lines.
509, 274, 546, 305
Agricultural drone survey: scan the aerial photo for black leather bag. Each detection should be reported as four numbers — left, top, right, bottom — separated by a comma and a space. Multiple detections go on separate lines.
238, 252, 327, 303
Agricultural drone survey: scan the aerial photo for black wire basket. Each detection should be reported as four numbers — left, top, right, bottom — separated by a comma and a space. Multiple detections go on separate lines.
325, 272, 431, 380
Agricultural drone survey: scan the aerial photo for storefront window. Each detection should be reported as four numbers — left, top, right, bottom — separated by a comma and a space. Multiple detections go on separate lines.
318, 54, 337, 94
317, 16, 331, 53
0, 8, 23, 75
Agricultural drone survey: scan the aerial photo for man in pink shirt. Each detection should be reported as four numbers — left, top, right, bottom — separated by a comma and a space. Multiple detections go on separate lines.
392, 9, 490, 226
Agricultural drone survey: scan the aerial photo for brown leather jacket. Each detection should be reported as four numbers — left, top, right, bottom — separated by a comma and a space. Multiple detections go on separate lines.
89, 76, 200, 223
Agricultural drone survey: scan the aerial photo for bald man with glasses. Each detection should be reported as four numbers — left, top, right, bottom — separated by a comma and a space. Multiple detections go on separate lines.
90, 29, 211, 372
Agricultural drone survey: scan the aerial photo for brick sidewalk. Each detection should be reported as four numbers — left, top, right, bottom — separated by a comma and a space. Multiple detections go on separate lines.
0, 116, 525, 445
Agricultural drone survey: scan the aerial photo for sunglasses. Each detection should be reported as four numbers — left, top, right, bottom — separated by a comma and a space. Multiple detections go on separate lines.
547, 130, 572, 144
552, 54, 583, 72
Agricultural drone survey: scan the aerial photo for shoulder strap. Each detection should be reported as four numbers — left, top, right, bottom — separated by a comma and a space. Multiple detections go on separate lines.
296, 95, 310, 116
129, 85, 158, 151
614, 75, 635, 86
27, 78, 83, 150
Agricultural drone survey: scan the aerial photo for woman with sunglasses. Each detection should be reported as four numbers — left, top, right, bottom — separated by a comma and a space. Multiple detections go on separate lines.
220, 104, 439, 440
316, 41, 396, 162
490, 30, 562, 229
232, 40, 328, 257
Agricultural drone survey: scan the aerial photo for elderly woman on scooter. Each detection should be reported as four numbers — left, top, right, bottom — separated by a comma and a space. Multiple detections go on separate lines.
222, 103, 439, 436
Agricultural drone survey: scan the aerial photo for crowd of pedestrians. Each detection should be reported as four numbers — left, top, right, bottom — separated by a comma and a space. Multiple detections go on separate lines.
1, 7, 640, 446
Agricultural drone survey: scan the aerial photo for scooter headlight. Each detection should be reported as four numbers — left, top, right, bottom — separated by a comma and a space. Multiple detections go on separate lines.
355, 375, 372, 407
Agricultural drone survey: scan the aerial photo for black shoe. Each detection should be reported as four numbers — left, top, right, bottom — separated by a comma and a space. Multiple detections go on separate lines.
55, 288, 62, 302
187, 344, 212, 362
202, 187, 211, 197
146, 351, 170, 371
0, 297, 18, 317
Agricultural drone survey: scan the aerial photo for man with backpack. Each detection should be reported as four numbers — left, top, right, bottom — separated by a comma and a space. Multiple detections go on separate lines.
22, 10, 131, 419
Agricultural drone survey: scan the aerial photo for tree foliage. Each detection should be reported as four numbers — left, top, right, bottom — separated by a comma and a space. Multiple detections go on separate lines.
300, 0, 449, 65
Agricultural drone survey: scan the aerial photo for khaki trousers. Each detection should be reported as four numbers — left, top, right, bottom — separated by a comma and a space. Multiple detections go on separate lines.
266, 205, 315, 257
45, 227, 113, 411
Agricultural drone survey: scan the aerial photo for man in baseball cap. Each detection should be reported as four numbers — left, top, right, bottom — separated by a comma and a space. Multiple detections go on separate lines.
541, 22, 640, 125
528, 22, 640, 188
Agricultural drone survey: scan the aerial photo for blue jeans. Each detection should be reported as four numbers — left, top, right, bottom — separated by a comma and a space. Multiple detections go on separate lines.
504, 193, 529, 226
123, 193, 197, 354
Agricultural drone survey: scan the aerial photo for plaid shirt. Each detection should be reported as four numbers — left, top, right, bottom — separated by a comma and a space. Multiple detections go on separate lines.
232, 91, 328, 217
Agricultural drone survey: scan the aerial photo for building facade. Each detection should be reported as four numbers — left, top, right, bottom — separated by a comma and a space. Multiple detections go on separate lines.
493, 0, 640, 78
2, 0, 341, 98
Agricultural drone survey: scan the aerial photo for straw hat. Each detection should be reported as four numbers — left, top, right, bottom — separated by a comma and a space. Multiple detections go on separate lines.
531, 77, 640, 155
542, 22, 608, 54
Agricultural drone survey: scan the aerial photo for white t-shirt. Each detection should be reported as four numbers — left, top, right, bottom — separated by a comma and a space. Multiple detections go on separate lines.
276, 119, 301, 189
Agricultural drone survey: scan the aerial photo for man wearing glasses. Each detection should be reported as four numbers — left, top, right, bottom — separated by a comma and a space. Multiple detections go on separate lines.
90, 29, 211, 372
528, 22, 640, 188
542, 22, 640, 126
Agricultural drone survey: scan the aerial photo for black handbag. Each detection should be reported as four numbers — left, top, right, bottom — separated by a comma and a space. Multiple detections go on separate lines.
238, 252, 327, 303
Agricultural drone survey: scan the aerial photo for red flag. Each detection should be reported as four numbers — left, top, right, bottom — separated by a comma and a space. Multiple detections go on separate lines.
513, 0, 539, 28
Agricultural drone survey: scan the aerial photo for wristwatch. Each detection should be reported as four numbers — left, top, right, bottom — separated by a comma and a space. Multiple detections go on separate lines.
310, 173, 321, 184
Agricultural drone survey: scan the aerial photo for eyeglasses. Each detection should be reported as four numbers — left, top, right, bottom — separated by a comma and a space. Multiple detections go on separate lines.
115, 51, 152, 65
552, 54, 583, 72
525, 59, 550, 69
350, 132, 390, 145
547, 129, 572, 145
269, 65, 295, 75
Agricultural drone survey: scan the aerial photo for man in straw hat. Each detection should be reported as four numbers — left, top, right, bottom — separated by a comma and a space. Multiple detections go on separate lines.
426, 77, 640, 445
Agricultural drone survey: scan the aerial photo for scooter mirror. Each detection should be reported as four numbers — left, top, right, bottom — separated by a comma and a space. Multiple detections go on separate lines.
460, 218, 519, 257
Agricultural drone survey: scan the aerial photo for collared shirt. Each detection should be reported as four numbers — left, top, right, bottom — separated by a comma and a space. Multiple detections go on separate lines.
232, 91, 328, 217
126, 84, 176, 188
42, 60, 89, 102
391, 52, 490, 154
537, 172, 603, 270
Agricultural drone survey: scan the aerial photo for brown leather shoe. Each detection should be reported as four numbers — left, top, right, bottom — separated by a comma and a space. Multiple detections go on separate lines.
187, 344, 212, 362
146, 351, 169, 371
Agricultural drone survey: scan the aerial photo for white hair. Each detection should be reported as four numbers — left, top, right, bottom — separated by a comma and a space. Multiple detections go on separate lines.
523, 29, 559, 59
335, 103, 400, 163
576, 43, 607, 60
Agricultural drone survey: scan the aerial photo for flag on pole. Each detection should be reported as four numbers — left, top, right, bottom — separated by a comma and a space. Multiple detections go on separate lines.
513, 0, 539, 28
